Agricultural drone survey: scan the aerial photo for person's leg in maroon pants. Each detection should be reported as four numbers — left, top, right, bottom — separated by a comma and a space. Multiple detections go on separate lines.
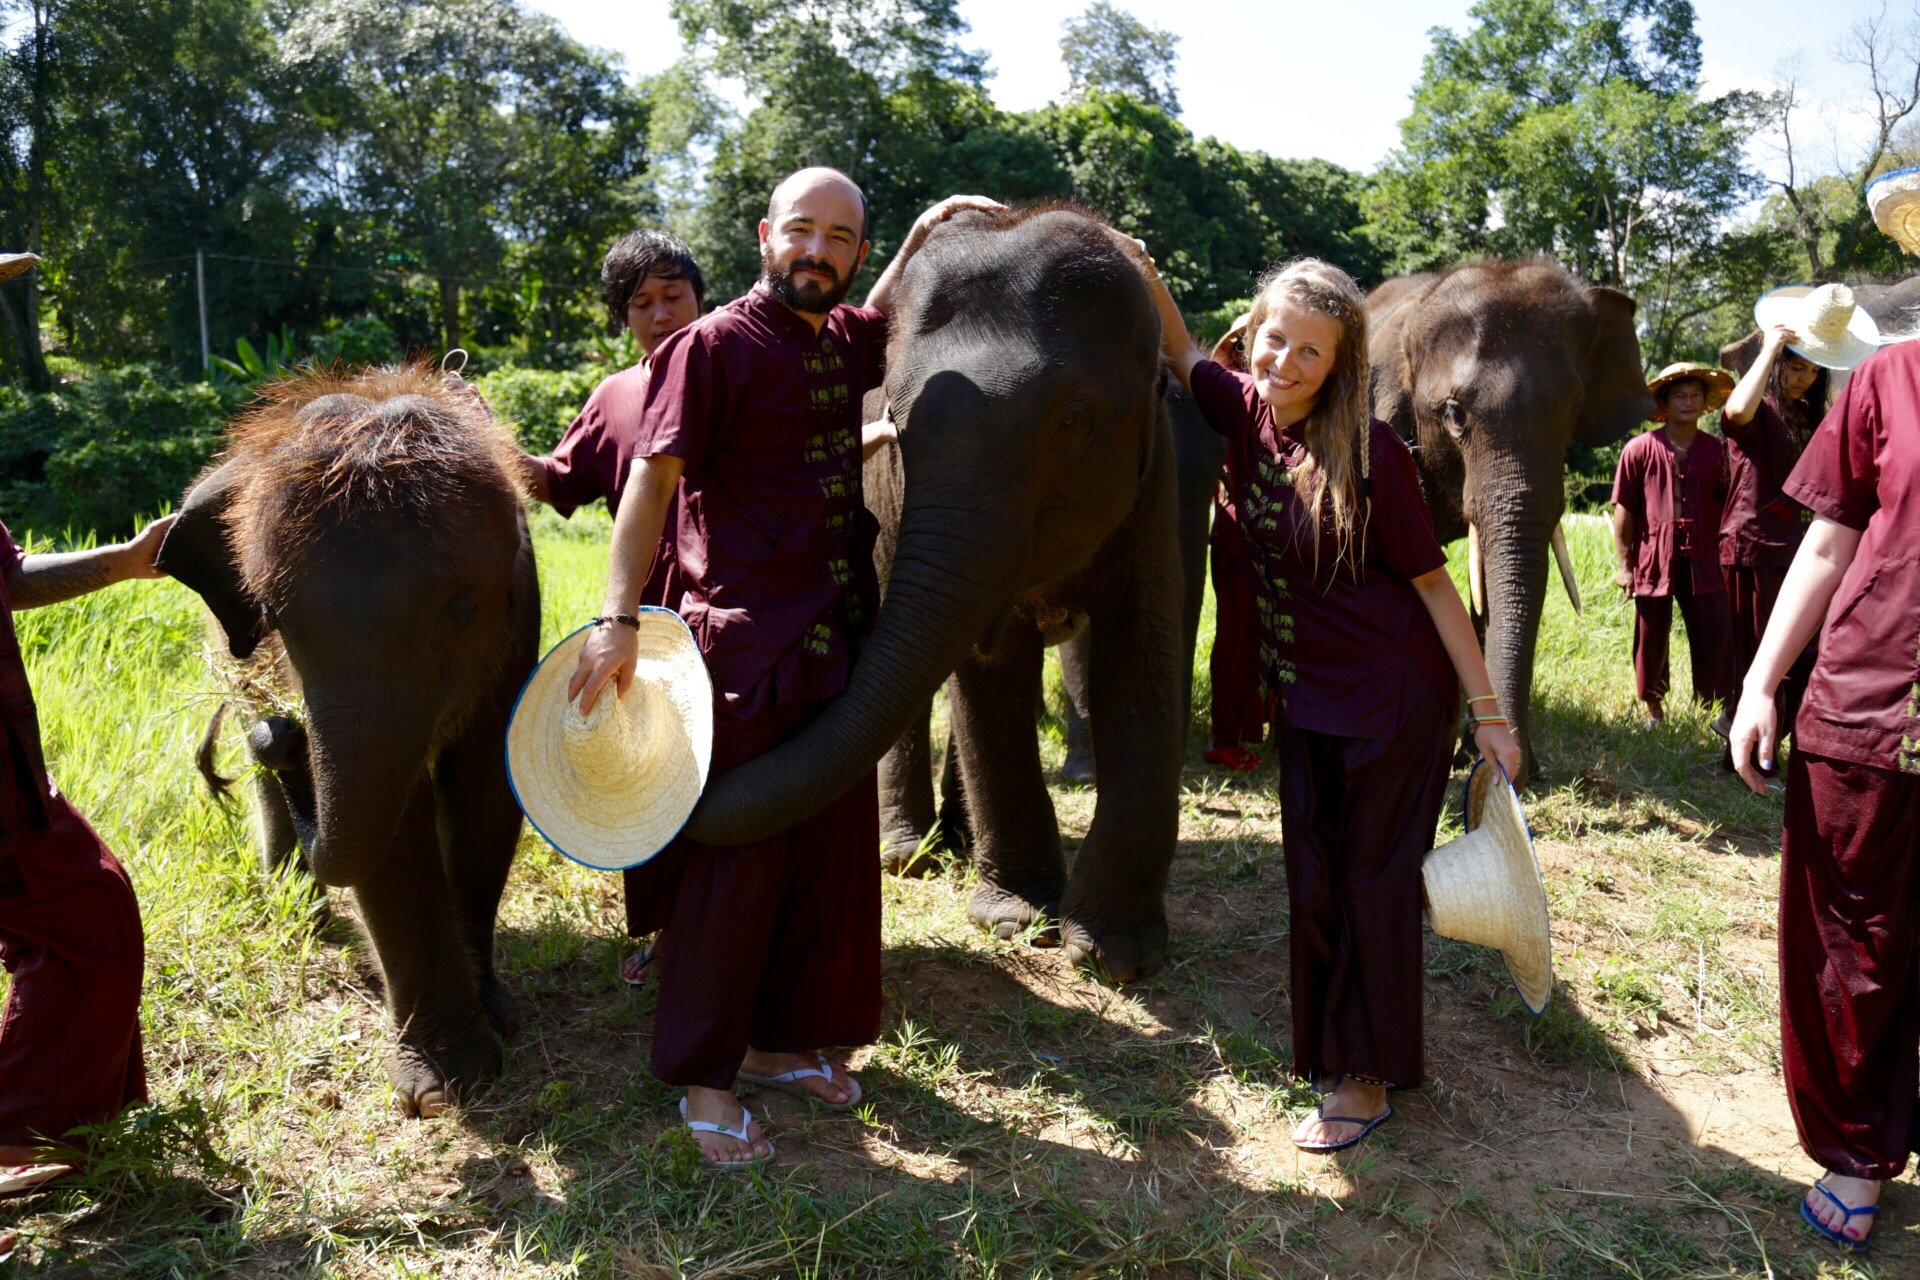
1674, 577, 1733, 708
1632, 593, 1674, 721
1207, 512, 1265, 752
1278, 681, 1455, 1146
0, 795, 146, 1162
1779, 751, 1919, 1248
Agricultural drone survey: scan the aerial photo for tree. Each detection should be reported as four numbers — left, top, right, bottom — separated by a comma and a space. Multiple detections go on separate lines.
0, 0, 55, 389
1368, 0, 1761, 297
1059, 2, 1181, 116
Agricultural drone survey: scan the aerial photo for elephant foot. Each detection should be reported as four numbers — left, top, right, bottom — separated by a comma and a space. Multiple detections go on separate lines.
1060, 747, 1096, 787
389, 1024, 503, 1120
968, 876, 1064, 944
479, 978, 522, 1043
1059, 901, 1168, 984
881, 833, 942, 878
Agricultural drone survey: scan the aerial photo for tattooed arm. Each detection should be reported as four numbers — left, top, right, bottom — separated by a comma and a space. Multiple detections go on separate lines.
6, 514, 176, 610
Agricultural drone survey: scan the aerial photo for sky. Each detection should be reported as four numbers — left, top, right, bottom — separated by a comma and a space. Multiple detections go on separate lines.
526, 0, 1897, 178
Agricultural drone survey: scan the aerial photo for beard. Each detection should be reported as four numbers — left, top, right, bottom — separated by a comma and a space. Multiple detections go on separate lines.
762, 244, 850, 314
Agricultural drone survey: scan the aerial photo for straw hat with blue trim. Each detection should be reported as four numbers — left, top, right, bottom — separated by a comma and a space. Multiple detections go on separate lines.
0, 253, 39, 285
1868, 164, 1920, 257
1423, 760, 1553, 1015
506, 609, 712, 871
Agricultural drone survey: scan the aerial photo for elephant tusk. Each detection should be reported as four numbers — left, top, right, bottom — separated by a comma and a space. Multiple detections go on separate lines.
1551, 522, 1583, 616
1466, 521, 1486, 617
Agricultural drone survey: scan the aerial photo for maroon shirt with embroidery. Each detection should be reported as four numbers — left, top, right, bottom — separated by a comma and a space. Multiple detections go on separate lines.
1187, 360, 1456, 742
1783, 341, 1920, 774
534, 362, 677, 607
634, 284, 886, 722
1721, 393, 1814, 569
0, 524, 51, 850
1611, 427, 1728, 596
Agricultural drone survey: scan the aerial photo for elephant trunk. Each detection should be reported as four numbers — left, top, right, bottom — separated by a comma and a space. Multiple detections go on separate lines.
295, 676, 437, 888
684, 482, 1020, 847
1476, 509, 1557, 787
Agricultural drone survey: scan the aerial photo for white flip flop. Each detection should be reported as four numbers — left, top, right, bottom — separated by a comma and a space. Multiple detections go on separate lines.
736, 1052, 864, 1111
676, 1096, 774, 1172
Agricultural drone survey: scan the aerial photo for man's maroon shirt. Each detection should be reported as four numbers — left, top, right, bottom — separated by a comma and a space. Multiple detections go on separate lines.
634, 283, 886, 723
1721, 393, 1813, 570
1612, 426, 1728, 596
1785, 340, 1920, 774
1188, 359, 1456, 742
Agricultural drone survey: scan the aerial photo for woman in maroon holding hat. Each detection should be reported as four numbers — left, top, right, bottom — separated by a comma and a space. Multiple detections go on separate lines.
1610, 365, 1734, 728
1717, 324, 1829, 773
1128, 246, 1520, 1152
1730, 164, 1920, 1253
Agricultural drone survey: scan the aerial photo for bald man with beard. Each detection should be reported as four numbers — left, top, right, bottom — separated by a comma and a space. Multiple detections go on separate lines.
570, 169, 1000, 1169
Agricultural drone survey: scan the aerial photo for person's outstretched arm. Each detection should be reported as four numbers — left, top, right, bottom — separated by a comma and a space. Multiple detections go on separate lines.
864, 194, 1007, 315
6, 514, 175, 609
1105, 234, 1202, 391
1727, 516, 1861, 789
1723, 325, 1798, 429
566, 455, 685, 714
1411, 568, 1523, 779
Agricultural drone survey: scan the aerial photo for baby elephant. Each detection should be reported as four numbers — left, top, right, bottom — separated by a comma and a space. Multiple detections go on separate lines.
161, 367, 540, 1117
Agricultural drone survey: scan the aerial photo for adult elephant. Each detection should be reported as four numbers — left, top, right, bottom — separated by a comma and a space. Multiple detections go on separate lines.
159, 367, 539, 1117
1369, 258, 1652, 784
683, 204, 1185, 983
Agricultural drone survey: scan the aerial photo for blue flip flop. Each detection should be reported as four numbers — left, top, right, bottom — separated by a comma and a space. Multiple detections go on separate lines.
1293, 1103, 1394, 1154
1800, 1180, 1878, 1253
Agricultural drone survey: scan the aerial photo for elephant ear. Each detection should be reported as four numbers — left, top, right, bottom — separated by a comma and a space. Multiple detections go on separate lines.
1575, 286, 1654, 447
157, 459, 266, 660
1719, 329, 1764, 378
1366, 302, 1419, 449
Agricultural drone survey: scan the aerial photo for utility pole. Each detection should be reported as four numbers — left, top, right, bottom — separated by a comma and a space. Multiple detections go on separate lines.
196, 248, 209, 372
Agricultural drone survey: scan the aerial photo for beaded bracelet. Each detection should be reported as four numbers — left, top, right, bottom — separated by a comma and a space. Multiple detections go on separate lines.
592, 613, 641, 630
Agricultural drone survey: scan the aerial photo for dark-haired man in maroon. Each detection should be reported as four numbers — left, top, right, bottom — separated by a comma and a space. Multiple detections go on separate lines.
1611, 364, 1734, 727
568, 168, 999, 1168
0, 513, 174, 1191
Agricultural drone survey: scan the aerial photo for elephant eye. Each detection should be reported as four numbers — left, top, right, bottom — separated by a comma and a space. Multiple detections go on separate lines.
1440, 397, 1468, 437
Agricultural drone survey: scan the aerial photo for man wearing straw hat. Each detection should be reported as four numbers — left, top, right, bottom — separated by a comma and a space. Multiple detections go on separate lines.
564, 171, 1000, 1169
1729, 166, 1920, 1254
0, 251, 176, 1194
1717, 284, 1872, 779
1610, 364, 1735, 728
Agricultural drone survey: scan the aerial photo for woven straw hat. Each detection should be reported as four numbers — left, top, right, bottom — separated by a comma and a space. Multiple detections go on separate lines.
1868, 165, 1920, 257
0, 253, 39, 285
506, 611, 713, 871
1646, 362, 1734, 422
1423, 761, 1553, 1015
1753, 284, 1879, 370
1210, 311, 1253, 369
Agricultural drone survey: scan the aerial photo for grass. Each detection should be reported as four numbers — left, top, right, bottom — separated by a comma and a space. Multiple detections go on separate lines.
0, 510, 1910, 1277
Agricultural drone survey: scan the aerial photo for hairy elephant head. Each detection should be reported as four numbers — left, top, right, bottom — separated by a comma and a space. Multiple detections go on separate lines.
685, 205, 1164, 845
1369, 259, 1651, 784
160, 366, 531, 887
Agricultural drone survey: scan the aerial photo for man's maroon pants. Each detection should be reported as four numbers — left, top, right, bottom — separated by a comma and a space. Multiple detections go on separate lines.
1632, 576, 1732, 707
1780, 751, 1920, 1181
0, 793, 146, 1149
1275, 678, 1456, 1087
1724, 563, 1814, 735
624, 697, 882, 1090
1207, 509, 1266, 748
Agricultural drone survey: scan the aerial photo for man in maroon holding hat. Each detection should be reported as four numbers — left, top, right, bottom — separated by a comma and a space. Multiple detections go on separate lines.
568, 169, 997, 1168
1610, 363, 1735, 728
0, 508, 173, 1191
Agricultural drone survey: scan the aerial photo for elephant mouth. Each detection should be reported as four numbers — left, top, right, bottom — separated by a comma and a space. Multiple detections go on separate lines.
250, 715, 321, 852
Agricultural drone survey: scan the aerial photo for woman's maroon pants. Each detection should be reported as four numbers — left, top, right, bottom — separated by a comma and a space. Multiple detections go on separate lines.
0, 793, 146, 1149
1780, 751, 1920, 1181
1207, 509, 1266, 748
624, 697, 882, 1090
1275, 678, 1456, 1086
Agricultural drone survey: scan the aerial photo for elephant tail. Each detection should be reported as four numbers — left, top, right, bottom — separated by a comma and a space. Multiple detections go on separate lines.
197, 700, 237, 805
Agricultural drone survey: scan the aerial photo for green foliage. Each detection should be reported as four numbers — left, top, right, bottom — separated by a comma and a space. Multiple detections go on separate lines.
308, 313, 402, 368
472, 362, 605, 454
0, 365, 226, 535
1060, 2, 1182, 116
207, 324, 299, 387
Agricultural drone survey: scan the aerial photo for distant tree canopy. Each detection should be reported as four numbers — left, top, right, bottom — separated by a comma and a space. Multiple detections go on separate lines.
1060, 1, 1182, 116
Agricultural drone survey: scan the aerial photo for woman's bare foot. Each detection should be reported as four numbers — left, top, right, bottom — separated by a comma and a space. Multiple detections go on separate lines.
740, 1048, 856, 1106
681, 1086, 772, 1166
1805, 1172, 1880, 1248
1292, 1077, 1389, 1149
